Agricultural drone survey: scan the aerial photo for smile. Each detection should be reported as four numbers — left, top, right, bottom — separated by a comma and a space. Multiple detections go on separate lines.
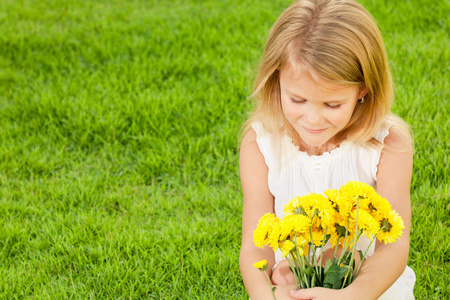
303, 127, 327, 134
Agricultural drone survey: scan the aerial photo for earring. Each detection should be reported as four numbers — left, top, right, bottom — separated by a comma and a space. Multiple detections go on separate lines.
359, 97, 365, 104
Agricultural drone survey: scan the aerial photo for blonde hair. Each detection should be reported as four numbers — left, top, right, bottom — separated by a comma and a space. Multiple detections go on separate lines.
242, 0, 411, 147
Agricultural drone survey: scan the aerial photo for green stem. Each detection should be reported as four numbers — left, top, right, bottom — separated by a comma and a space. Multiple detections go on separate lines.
338, 218, 350, 265
290, 235, 302, 290
300, 254, 310, 289
286, 255, 301, 290
318, 226, 328, 279
333, 236, 340, 258
263, 270, 276, 300
309, 210, 320, 286
300, 247, 311, 289
352, 230, 382, 281
341, 197, 361, 289
310, 229, 318, 278
307, 242, 311, 265
294, 234, 310, 289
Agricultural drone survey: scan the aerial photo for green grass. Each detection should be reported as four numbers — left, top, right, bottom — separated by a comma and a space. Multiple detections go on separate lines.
0, 0, 448, 298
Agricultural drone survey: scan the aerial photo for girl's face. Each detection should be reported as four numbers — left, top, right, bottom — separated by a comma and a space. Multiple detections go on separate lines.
279, 67, 365, 149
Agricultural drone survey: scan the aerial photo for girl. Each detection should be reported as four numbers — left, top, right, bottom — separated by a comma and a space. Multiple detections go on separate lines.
239, 0, 416, 299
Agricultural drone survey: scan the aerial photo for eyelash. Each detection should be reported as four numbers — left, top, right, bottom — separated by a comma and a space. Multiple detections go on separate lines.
290, 97, 306, 104
290, 97, 341, 109
326, 104, 341, 109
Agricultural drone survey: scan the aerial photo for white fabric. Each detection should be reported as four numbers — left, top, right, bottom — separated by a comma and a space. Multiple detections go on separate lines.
252, 120, 415, 299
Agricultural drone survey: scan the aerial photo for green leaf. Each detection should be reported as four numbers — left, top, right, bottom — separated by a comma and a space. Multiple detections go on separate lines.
311, 272, 316, 287
341, 250, 353, 265
302, 266, 314, 275
357, 249, 364, 262
323, 264, 348, 289
324, 257, 336, 273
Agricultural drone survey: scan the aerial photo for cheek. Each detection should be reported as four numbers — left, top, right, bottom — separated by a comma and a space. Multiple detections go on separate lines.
281, 99, 294, 119
283, 106, 301, 122
328, 109, 353, 126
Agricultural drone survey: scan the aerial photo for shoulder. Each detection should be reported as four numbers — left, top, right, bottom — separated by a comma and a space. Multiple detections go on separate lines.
240, 128, 265, 167
370, 117, 414, 183
380, 114, 413, 151
240, 128, 259, 161
383, 124, 413, 154
241, 127, 257, 147
377, 125, 413, 179
239, 127, 272, 186
240, 122, 275, 165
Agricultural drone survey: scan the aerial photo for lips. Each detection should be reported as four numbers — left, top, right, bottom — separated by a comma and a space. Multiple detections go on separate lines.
303, 127, 327, 134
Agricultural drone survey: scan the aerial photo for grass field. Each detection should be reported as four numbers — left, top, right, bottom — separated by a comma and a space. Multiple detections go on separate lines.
0, 0, 448, 299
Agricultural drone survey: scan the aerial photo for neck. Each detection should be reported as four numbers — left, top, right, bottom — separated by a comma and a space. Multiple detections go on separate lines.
296, 136, 339, 156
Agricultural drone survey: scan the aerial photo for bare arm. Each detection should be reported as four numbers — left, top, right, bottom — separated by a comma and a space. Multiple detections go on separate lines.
291, 127, 413, 300
346, 127, 413, 298
239, 129, 295, 300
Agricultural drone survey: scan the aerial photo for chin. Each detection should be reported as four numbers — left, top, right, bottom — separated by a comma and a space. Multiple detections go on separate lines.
301, 138, 329, 148
299, 131, 337, 148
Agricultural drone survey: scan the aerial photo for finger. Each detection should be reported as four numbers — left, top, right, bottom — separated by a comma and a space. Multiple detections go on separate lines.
289, 289, 314, 300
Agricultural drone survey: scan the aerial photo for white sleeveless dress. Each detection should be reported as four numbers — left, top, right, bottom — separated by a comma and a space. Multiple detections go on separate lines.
252, 121, 416, 299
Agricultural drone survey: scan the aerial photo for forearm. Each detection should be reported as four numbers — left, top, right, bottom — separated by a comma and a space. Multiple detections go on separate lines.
343, 241, 410, 299
240, 246, 277, 300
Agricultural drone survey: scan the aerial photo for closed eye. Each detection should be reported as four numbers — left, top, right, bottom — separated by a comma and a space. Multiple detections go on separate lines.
326, 103, 341, 109
290, 97, 306, 104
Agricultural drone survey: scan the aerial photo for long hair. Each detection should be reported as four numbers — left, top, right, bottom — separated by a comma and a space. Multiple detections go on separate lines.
242, 0, 411, 147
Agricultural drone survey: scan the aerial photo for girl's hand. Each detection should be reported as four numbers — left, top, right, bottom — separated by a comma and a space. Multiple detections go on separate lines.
289, 287, 349, 300
272, 284, 297, 300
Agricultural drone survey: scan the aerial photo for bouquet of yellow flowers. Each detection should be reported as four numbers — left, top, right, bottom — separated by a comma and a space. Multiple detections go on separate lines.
253, 181, 404, 294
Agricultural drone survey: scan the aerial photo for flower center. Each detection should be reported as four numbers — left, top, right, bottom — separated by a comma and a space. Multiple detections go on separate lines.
294, 206, 307, 216
380, 218, 393, 232
368, 203, 377, 214
335, 224, 347, 236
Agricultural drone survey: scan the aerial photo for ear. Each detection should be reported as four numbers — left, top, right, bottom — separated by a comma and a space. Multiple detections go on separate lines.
358, 87, 368, 99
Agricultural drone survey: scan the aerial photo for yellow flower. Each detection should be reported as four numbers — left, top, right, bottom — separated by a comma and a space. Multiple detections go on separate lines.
308, 227, 327, 246
285, 193, 335, 235
268, 221, 282, 251
284, 194, 316, 217
324, 188, 339, 202
334, 193, 354, 218
325, 188, 340, 211
346, 208, 378, 235
253, 213, 279, 248
290, 242, 308, 260
280, 239, 296, 257
328, 220, 356, 248
357, 209, 380, 237
338, 181, 378, 218
279, 214, 310, 241
363, 194, 392, 221
339, 181, 378, 201
377, 210, 405, 244
311, 194, 336, 229
253, 259, 268, 271
329, 222, 348, 248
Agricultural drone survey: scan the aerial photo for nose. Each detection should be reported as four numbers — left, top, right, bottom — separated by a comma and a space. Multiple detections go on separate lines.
304, 104, 323, 126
